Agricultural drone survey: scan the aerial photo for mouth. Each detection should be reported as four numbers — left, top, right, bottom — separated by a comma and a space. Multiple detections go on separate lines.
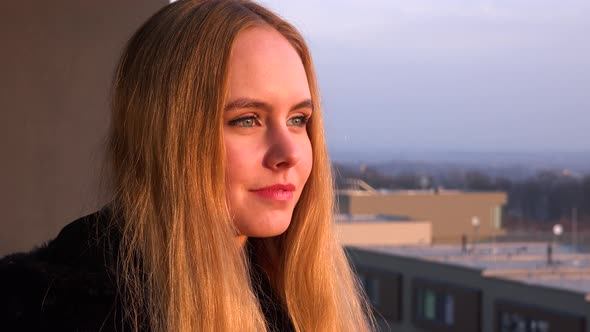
251, 184, 295, 201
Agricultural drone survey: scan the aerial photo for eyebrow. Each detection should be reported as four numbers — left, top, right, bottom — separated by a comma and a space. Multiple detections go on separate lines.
224, 98, 313, 113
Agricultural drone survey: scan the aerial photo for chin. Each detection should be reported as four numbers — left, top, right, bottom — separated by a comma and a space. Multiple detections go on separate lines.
237, 217, 292, 238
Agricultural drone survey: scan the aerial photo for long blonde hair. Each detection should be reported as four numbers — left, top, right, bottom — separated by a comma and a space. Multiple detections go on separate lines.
107, 0, 373, 331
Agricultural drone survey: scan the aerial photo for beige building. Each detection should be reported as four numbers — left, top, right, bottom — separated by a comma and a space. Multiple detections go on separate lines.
335, 215, 432, 246
337, 181, 507, 243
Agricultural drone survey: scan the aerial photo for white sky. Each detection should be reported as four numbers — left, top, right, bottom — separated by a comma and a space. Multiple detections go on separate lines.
261, 0, 590, 153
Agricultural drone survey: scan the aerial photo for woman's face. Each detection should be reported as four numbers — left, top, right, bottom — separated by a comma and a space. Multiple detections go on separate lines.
223, 27, 313, 239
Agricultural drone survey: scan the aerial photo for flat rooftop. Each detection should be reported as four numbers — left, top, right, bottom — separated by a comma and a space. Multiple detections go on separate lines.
335, 214, 412, 223
357, 242, 590, 298
338, 189, 469, 196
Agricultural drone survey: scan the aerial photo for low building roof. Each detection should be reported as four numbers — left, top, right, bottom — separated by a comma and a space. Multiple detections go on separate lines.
335, 214, 413, 223
356, 242, 590, 297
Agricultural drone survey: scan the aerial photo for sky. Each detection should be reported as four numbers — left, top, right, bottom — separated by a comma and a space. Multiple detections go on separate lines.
261, 0, 590, 155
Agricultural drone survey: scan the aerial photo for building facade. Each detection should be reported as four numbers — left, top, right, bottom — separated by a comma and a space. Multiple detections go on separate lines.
348, 245, 590, 332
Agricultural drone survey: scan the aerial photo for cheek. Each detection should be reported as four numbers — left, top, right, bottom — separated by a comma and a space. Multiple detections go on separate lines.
224, 136, 265, 199
224, 139, 249, 187
300, 139, 313, 182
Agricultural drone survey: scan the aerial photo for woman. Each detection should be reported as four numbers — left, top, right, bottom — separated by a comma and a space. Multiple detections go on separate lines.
1, 0, 374, 331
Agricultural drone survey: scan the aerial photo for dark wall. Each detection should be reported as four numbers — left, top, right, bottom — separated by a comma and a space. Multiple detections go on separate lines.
0, 1, 166, 256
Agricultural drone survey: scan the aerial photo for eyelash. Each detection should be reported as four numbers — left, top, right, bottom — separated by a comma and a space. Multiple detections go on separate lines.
228, 114, 310, 128
287, 115, 310, 127
228, 115, 261, 128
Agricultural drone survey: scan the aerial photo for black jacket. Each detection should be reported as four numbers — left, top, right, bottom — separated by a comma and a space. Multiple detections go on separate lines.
0, 208, 293, 331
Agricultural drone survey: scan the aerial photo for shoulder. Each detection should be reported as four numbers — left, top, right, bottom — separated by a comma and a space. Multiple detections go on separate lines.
0, 207, 123, 331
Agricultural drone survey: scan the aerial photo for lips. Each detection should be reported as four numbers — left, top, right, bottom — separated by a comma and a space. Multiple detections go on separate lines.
251, 184, 295, 201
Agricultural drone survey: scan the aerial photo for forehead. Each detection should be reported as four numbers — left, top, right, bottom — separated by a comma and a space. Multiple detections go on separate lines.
227, 26, 310, 100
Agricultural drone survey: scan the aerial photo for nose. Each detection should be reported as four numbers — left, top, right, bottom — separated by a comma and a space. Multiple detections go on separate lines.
263, 126, 302, 170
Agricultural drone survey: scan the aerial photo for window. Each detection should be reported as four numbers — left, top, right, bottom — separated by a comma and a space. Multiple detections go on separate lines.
359, 273, 381, 306
412, 278, 481, 331
416, 288, 455, 326
492, 205, 502, 229
499, 311, 550, 332
355, 268, 403, 322
495, 300, 586, 332
444, 293, 455, 325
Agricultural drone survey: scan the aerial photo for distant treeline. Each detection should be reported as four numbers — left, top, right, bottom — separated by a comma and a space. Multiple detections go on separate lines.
333, 163, 590, 228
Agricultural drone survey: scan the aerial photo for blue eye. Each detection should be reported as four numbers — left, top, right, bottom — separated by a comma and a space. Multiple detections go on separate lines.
228, 115, 260, 128
287, 115, 309, 127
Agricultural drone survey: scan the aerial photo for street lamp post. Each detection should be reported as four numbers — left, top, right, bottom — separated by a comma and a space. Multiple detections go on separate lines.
471, 216, 480, 254
572, 207, 578, 252
548, 224, 563, 265
553, 223, 563, 245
